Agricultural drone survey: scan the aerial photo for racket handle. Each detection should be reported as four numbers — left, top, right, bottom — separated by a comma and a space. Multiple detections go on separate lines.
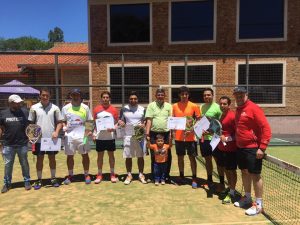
83, 136, 87, 145
201, 135, 204, 143
32, 143, 36, 152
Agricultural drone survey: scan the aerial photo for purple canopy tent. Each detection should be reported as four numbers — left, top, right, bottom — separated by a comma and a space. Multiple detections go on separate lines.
0, 80, 40, 95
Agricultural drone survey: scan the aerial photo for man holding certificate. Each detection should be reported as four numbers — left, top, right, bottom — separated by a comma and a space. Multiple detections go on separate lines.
118, 91, 147, 185
28, 87, 63, 189
172, 86, 201, 188
200, 88, 222, 187
62, 89, 93, 185
93, 91, 118, 184
145, 88, 172, 182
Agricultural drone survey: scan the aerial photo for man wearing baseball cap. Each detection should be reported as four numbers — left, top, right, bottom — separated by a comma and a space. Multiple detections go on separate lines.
0, 95, 31, 193
233, 86, 272, 216
61, 88, 93, 185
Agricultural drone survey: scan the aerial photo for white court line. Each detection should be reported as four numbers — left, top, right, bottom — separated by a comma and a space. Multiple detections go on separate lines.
273, 138, 298, 144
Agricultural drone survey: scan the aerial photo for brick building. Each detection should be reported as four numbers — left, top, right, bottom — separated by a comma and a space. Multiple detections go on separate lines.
88, 0, 300, 133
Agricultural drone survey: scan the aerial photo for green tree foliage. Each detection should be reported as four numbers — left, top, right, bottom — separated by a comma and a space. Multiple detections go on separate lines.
0, 36, 53, 51
48, 27, 64, 43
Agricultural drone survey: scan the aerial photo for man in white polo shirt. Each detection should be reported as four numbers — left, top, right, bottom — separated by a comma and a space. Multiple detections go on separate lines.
28, 87, 63, 189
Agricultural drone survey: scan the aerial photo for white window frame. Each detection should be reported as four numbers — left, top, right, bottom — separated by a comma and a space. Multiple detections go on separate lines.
236, 0, 287, 42
107, 63, 152, 107
107, 2, 153, 46
235, 60, 286, 107
168, 0, 217, 44
168, 62, 216, 103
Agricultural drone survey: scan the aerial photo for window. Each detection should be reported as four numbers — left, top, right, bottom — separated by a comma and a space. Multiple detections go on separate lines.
109, 4, 151, 44
109, 66, 150, 104
238, 63, 284, 104
238, 0, 285, 40
170, 64, 214, 103
170, 0, 215, 43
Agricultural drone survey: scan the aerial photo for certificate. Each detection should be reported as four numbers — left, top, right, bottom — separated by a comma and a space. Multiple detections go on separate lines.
116, 126, 126, 139
210, 134, 221, 151
193, 116, 210, 138
96, 116, 114, 131
40, 138, 61, 151
66, 126, 85, 140
125, 124, 134, 136
167, 117, 186, 130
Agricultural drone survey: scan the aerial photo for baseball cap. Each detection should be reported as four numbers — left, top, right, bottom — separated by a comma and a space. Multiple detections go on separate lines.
8, 94, 23, 103
70, 88, 81, 95
233, 86, 247, 94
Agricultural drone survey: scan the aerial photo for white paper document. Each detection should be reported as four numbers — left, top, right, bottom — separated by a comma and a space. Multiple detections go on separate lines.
116, 126, 126, 139
40, 138, 62, 151
167, 117, 186, 130
66, 126, 85, 141
125, 124, 134, 136
210, 134, 221, 151
193, 116, 210, 138
96, 116, 114, 131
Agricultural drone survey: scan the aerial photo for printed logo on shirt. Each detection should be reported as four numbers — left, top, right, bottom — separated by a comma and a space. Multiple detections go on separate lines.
6, 117, 23, 122
241, 112, 247, 116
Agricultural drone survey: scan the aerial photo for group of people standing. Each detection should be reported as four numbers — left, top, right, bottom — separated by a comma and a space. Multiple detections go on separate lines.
0, 85, 271, 216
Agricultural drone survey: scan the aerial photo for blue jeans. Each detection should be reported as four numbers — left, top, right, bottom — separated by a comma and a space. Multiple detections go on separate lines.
153, 162, 167, 182
2, 145, 30, 185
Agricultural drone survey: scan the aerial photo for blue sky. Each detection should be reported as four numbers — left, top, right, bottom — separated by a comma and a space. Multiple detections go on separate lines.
0, 0, 88, 42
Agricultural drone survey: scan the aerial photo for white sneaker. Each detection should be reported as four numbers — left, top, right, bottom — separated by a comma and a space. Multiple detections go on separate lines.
234, 196, 252, 208
245, 203, 263, 216
161, 180, 165, 185
124, 175, 132, 185
139, 174, 147, 184
155, 181, 159, 186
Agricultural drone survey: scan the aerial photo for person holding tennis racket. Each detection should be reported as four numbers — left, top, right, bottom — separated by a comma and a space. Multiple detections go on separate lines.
118, 91, 147, 185
233, 86, 271, 216
172, 86, 201, 188
0, 95, 31, 193
62, 89, 93, 185
28, 87, 63, 189
199, 88, 223, 188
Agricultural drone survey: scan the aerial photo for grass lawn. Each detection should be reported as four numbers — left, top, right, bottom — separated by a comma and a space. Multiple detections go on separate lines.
266, 146, 300, 167
0, 149, 271, 225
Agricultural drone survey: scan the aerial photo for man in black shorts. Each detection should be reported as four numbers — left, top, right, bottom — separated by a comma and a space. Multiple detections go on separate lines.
233, 87, 271, 216
28, 88, 63, 189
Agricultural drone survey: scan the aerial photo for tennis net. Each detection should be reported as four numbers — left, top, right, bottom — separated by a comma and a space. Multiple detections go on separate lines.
199, 154, 300, 225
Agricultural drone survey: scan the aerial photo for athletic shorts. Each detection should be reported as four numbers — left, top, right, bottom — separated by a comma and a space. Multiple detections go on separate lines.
96, 140, 116, 152
32, 143, 59, 156
64, 137, 91, 156
123, 136, 145, 158
213, 148, 237, 170
237, 148, 262, 174
175, 141, 197, 156
199, 140, 213, 157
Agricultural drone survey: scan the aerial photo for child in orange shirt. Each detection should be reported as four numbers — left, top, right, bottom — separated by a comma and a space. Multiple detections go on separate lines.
147, 134, 170, 185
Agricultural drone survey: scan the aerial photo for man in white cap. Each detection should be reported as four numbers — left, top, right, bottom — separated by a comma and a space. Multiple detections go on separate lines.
0, 95, 31, 193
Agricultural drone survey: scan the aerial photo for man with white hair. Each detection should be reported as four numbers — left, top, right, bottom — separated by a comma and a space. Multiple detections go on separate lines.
0, 95, 31, 193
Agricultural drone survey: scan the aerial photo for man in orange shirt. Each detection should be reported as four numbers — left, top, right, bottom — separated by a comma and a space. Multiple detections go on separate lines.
172, 86, 201, 188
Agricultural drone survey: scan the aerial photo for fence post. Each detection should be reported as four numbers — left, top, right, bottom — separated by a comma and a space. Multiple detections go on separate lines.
54, 54, 59, 106
184, 55, 188, 85
121, 54, 125, 108
246, 54, 250, 92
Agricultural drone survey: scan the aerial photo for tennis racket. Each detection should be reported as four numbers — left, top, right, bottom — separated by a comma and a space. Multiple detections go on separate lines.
208, 118, 222, 136
25, 124, 42, 152
83, 120, 94, 145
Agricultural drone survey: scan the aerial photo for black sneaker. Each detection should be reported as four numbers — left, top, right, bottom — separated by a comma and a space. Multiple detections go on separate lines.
51, 178, 60, 187
1, 184, 11, 193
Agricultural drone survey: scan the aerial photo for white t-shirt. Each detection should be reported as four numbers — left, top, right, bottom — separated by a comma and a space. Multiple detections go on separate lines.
120, 105, 145, 136
28, 102, 63, 143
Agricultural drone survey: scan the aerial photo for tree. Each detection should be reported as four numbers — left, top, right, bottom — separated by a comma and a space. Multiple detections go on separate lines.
48, 27, 64, 43
0, 36, 53, 51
